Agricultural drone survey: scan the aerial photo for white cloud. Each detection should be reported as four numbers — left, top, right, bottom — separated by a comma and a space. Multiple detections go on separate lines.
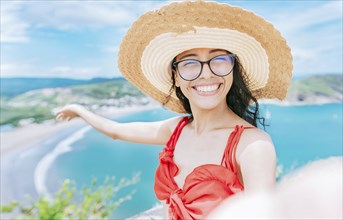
50, 66, 101, 79
102, 46, 119, 54
0, 2, 30, 43
291, 47, 316, 60
25, 2, 136, 29
273, 1, 342, 33
0, 64, 33, 77
0, 1, 168, 43
272, 1, 343, 75
0, 1, 165, 42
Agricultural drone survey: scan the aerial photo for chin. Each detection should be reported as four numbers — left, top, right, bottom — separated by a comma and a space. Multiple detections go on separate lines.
190, 100, 225, 111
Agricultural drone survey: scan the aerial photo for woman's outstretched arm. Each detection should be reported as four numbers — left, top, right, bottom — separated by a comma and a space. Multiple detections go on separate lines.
56, 104, 179, 145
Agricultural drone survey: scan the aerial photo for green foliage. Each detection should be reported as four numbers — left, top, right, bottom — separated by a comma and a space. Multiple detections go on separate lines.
1, 78, 148, 127
0, 201, 19, 213
1, 174, 140, 220
0, 105, 52, 126
71, 80, 144, 99
288, 74, 343, 98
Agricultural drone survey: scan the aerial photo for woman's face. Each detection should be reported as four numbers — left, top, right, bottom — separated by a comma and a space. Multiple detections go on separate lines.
174, 48, 234, 111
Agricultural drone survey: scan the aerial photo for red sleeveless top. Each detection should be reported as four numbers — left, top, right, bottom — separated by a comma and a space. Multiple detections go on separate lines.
154, 116, 254, 219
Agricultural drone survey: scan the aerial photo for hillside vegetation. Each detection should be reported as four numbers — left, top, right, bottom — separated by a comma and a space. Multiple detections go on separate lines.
1, 74, 342, 127
1, 78, 149, 127
286, 74, 342, 103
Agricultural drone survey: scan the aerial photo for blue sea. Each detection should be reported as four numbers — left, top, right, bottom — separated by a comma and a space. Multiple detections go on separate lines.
8, 104, 343, 219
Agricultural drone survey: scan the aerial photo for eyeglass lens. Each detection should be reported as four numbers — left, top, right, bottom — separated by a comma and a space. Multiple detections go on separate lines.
175, 54, 235, 81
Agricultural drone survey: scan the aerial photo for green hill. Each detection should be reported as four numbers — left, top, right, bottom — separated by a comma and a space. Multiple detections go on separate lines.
1, 78, 148, 127
286, 74, 342, 103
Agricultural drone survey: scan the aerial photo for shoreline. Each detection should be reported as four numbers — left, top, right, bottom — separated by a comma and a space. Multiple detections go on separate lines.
1, 101, 341, 154
0, 104, 161, 155
1, 103, 162, 219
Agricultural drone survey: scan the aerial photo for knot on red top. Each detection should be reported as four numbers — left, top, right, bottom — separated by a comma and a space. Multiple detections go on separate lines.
168, 188, 191, 220
159, 147, 174, 163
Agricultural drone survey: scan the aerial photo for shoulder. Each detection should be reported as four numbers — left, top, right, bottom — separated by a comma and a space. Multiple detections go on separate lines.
158, 116, 187, 138
241, 127, 272, 143
236, 127, 276, 166
162, 115, 186, 129
235, 127, 277, 191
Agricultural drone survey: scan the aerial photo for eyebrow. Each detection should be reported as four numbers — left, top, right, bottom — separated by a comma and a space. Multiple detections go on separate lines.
178, 49, 228, 61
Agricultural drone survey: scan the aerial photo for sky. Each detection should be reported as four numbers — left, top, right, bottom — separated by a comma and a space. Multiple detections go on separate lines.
1, 0, 342, 79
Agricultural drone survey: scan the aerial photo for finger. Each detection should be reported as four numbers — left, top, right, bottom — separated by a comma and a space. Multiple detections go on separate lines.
56, 113, 64, 121
54, 107, 64, 116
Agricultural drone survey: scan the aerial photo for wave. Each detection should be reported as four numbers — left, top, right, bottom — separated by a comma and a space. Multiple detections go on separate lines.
34, 125, 91, 200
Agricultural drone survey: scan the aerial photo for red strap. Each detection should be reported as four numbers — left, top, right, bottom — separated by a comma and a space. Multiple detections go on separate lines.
221, 126, 255, 173
166, 116, 189, 150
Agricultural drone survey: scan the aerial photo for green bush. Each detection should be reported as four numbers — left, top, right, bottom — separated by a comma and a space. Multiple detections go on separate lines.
1, 173, 140, 220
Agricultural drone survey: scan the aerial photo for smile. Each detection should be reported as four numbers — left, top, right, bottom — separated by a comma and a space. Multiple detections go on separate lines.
193, 83, 222, 94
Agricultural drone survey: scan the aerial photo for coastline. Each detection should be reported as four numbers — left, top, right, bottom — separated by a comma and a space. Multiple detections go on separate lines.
1, 100, 340, 154
0, 104, 161, 155
0, 103, 161, 220
0, 119, 85, 154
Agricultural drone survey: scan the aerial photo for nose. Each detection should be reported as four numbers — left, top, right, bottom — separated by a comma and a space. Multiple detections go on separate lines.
200, 63, 213, 79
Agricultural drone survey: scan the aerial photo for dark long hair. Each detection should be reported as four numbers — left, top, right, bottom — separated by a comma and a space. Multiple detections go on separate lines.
166, 55, 266, 128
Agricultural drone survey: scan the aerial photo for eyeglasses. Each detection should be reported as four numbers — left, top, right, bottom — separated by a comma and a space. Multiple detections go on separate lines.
172, 54, 236, 81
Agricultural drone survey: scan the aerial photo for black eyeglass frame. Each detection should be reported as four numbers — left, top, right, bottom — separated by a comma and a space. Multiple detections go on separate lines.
172, 54, 236, 81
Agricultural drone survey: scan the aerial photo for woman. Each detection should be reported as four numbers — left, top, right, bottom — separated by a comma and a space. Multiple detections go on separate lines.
56, 1, 292, 219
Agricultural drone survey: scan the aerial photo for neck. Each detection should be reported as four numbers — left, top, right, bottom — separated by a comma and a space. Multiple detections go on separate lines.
189, 103, 239, 135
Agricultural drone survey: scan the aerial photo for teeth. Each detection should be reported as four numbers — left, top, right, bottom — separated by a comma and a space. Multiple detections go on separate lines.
195, 84, 219, 92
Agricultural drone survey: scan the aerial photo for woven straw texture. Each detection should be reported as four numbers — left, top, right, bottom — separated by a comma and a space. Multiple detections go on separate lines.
118, 1, 293, 113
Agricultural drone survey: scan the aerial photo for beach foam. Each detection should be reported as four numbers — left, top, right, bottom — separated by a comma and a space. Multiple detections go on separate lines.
34, 125, 91, 200
31, 104, 161, 200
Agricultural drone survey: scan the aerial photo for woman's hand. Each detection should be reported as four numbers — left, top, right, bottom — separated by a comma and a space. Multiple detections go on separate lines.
55, 104, 85, 121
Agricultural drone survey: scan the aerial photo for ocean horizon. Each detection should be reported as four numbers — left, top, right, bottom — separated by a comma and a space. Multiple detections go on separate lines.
2, 103, 342, 219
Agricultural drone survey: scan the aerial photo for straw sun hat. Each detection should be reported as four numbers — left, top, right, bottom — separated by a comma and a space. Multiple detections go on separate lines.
118, 1, 293, 113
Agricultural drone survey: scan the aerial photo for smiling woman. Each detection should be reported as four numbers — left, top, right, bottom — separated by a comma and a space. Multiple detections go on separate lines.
55, 1, 293, 219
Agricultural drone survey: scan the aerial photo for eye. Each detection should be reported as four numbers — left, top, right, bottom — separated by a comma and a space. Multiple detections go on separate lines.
212, 55, 229, 62
181, 60, 198, 67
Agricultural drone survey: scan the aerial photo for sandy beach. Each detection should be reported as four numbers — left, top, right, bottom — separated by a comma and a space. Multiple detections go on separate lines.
0, 119, 85, 154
